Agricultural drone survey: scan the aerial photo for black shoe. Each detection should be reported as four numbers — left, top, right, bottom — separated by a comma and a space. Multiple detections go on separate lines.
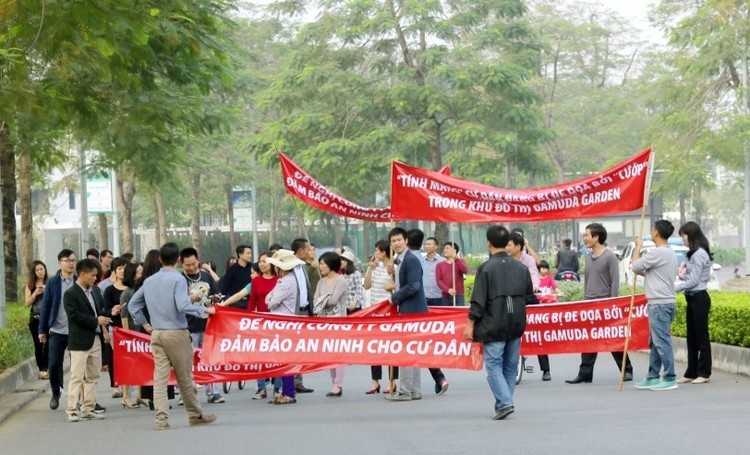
623, 372, 633, 382
565, 376, 592, 384
493, 406, 515, 420
50, 394, 60, 410
94, 403, 106, 414
295, 385, 314, 393
542, 371, 551, 381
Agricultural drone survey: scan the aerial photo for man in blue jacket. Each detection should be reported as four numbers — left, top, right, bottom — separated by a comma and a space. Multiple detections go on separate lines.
38, 249, 77, 411
385, 227, 427, 402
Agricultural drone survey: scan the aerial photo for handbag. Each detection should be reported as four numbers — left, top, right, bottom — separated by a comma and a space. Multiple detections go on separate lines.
313, 293, 339, 316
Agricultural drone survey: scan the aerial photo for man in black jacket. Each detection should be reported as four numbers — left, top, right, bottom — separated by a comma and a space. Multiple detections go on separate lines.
464, 225, 534, 421
63, 259, 118, 422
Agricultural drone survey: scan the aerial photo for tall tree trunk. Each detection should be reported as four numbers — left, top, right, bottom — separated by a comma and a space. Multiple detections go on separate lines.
154, 188, 167, 246
431, 122, 449, 242
1, 122, 18, 302
190, 171, 202, 253
116, 170, 135, 253
226, 186, 237, 254
20, 152, 33, 282
97, 213, 109, 250
333, 215, 343, 247
362, 221, 371, 257
269, 196, 277, 247
679, 193, 687, 227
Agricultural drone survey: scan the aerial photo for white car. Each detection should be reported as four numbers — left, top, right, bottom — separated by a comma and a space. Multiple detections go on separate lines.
620, 242, 721, 291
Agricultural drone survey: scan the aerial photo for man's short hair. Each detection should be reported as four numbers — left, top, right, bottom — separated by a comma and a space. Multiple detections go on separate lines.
425, 236, 439, 246
269, 243, 284, 252
406, 228, 425, 249
388, 227, 408, 241
563, 239, 572, 248
160, 242, 181, 266
290, 238, 308, 255
86, 248, 99, 258
443, 241, 459, 254
58, 249, 75, 261
100, 249, 113, 259
235, 244, 252, 257
486, 225, 510, 248
509, 232, 525, 249
180, 247, 199, 261
585, 223, 607, 245
76, 258, 100, 275
654, 220, 675, 240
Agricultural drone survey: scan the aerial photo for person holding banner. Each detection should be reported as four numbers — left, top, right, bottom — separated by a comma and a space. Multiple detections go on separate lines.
464, 225, 534, 420
508, 232, 550, 382
384, 227, 428, 402
265, 249, 308, 404
631, 220, 679, 391
435, 242, 467, 307
128, 243, 217, 430
314, 252, 349, 397
566, 223, 633, 384
363, 239, 398, 394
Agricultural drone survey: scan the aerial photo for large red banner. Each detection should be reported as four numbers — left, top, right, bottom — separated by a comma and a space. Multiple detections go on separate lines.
390, 147, 653, 222
279, 152, 450, 221
201, 306, 484, 370
112, 328, 337, 386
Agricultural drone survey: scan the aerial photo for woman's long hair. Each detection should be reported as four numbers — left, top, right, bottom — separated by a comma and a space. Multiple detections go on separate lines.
26, 260, 48, 293
137, 249, 162, 290
679, 221, 714, 261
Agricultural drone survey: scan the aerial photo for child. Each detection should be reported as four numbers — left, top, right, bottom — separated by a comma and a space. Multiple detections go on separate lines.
538, 260, 562, 303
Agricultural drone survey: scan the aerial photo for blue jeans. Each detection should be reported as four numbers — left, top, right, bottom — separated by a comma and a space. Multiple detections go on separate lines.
483, 338, 521, 412
47, 331, 68, 397
440, 296, 465, 306
647, 303, 676, 381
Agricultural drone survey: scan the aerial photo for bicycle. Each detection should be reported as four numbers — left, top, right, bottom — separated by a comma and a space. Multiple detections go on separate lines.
222, 380, 246, 394
515, 356, 535, 385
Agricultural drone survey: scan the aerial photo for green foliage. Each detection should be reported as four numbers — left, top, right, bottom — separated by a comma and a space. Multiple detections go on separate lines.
463, 274, 476, 301
557, 281, 583, 302
0, 303, 34, 372
713, 247, 744, 266
673, 292, 750, 348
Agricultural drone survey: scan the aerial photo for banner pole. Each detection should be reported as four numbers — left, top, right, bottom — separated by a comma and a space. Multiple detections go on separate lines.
388, 219, 396, 396
451, 223, 456, 307
618, 148, 655, 391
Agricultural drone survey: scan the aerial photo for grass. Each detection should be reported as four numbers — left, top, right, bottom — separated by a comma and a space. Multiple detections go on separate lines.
0, 302, 34, 372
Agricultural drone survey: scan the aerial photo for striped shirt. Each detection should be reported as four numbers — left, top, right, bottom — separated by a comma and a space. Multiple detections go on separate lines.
368, 265, 392, 307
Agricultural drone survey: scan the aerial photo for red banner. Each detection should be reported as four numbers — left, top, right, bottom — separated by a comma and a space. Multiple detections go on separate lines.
519, 295, 649, 355
279, 152, 450, 221
202, 306, 484, 370
390, 147, 653, 222
112, 328, 336, 386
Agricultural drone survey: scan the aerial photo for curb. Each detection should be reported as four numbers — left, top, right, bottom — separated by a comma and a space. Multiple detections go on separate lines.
673, 337, 750, 377
0, 357, 48, 425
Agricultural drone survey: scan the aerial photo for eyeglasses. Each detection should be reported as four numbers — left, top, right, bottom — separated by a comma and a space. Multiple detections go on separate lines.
60, 258, 76, 263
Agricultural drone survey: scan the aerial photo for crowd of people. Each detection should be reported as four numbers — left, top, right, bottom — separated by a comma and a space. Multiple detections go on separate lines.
28, 219, 714, 426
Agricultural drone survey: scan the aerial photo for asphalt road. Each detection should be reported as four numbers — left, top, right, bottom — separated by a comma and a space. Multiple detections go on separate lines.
1, 352, 748, 455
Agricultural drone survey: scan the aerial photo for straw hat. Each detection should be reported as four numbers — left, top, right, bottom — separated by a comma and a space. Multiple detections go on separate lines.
340, 250, 357, 263
267, 249, 306, 271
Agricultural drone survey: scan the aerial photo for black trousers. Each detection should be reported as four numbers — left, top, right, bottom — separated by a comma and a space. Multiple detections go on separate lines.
684, 290, 712, 378
29, 318, 48, 372
537, 355, 550, 372
371, 365, 399, 380
578, 351, 632, 378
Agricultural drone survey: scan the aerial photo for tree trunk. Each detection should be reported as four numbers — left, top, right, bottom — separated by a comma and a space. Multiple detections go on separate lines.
20, 152, 33, 281
333, 215, 343, 247
226, 186, 237, 254
116, 170, 135, 253
0, 122, 18, 302
190, 171, 202, 253
269, 195, 277, 247
97, 213, 109, 250
154, 188, 167, 246
363, 222, 371, 256
679, 193, 687, 228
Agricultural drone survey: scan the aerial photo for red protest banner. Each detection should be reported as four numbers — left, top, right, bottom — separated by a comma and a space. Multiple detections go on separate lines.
112, 328, 336, 386
201, 307, 484, 370
519, 295, 649, 355
390, 147, 653, 222
279, 152, 451, 221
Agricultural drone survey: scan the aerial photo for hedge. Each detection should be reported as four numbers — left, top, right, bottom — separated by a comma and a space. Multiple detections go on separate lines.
0, 302, 34, 372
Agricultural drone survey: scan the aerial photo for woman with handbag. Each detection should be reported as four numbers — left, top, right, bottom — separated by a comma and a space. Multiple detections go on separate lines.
314, 252, 349, 397
25, 260, 49, 380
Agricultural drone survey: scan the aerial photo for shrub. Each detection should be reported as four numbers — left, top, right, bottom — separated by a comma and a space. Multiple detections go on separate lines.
713, 247, 744, 266
0, 302, 34, 372
464, 275, 475, 301
673, 292, 750, 348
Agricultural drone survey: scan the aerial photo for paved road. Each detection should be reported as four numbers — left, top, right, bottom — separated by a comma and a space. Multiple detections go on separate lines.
1, 352, 748, 454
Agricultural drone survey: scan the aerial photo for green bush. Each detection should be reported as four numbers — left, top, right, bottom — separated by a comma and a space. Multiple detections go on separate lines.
673, 292, 750, 348
464, 275, 475, 301
713, 247, 744, 266
0, 302, 34, 372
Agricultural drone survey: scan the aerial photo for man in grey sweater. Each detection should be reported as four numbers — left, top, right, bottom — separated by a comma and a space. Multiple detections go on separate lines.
631, 220, 679, 390
566, 223, 633, 384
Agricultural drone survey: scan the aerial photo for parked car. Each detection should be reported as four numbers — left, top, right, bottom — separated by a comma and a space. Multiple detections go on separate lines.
619, 241, 721, 291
